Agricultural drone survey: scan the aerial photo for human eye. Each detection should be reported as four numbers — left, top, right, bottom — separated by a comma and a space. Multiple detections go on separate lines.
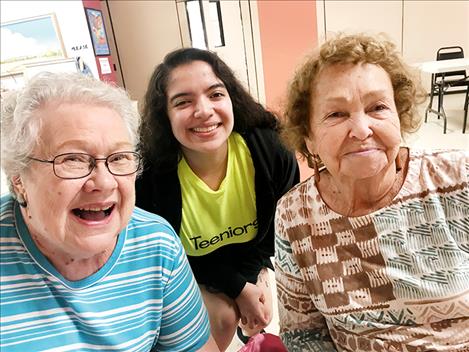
210, 90, 226, 99
108, 152, 138, 174
326, 111, 348, 119
108, 152, 134, 164
373, 103, 388, 111
57, 153, 89, 169
367, 101, 392, 117
172, 98, 191, 108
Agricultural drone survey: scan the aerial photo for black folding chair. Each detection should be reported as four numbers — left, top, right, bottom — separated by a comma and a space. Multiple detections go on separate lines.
424, 46, 469, 133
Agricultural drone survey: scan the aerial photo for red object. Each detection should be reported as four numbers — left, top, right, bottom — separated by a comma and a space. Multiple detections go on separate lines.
81, 0, 117, 84
238, 333, 288, 352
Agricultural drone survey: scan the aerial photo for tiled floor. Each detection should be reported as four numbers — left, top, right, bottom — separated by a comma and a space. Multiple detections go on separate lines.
404, 93, 468, 149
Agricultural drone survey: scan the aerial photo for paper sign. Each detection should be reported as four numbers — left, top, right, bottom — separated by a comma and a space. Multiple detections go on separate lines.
98, 57, 111, 74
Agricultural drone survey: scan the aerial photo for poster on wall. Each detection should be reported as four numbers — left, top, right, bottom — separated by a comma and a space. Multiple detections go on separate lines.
85, 8, 110, 56
0, 13, 66, 77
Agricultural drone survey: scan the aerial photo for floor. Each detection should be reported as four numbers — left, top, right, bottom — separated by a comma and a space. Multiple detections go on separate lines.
226, 92, 469, 351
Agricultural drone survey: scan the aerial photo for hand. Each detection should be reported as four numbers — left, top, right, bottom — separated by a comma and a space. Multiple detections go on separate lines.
235, 282, 269, 330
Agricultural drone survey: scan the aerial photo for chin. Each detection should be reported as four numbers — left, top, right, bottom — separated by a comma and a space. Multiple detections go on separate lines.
80, 232, 119, 256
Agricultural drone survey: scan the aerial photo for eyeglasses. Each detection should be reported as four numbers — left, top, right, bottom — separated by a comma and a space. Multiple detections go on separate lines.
29, 151, 141, 179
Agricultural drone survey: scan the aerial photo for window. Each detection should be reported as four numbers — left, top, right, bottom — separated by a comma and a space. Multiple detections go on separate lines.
185, 0, 207, 49
184, 0, 225, 49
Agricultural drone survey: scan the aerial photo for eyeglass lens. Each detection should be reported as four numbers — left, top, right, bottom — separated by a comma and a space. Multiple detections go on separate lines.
53, 152, 139, 178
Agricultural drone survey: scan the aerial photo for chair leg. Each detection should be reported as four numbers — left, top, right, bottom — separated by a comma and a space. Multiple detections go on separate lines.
463, 88, 468, 134
438, 86, 447, 133
425, 86, 435, 122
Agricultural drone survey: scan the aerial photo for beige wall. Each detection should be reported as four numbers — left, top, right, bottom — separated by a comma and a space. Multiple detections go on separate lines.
106, 1, 183, 102
176, 1, 265, 103
105, 1, 265, 106
316, 0, 469, 89
318, 0, 402, 47
403, 1, 469, 88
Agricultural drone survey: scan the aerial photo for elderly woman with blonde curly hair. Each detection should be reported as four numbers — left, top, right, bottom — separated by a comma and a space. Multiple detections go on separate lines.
275, 33, 469, 351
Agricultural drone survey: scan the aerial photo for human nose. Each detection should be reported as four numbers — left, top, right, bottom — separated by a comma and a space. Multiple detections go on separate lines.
83, 160, 118, 191
193, 96, 213, 119
348, 112, 373, 140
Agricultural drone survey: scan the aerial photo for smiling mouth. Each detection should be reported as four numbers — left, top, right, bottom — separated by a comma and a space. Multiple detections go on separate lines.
346, 148, 380, 155
72, 205, 114, 221
191, 124, 220, 133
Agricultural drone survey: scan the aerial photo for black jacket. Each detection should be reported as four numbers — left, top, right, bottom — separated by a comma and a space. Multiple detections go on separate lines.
136, 128, 299, 298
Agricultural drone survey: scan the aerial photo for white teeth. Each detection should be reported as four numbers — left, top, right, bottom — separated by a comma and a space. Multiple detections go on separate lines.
79, 205, 112, 212
192, 124, 218, 133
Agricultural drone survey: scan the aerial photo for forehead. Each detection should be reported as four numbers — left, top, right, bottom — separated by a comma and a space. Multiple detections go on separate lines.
167, 61, 222, 92
313, 63, 392, 98
35, 102, 131, 151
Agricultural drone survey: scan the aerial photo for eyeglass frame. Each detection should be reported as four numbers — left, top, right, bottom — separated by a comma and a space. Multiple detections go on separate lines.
28, 151, 142, 180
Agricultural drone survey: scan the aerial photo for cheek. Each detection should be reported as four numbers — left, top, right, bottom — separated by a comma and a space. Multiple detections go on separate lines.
377, 118, 401, 146
169, 112, 191, 136
315, 128, 343, 154
220, 102, 234, 125
119, 179, 136, 205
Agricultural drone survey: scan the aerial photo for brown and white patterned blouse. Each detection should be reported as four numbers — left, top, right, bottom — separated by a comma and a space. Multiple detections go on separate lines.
275, 149, 469, 352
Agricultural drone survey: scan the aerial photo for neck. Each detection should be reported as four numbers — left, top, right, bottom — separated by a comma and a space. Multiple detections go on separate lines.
319, 148, 408, 216
47, 250, 113, 281
182, 142, 228, 191
22, 220, 116, 281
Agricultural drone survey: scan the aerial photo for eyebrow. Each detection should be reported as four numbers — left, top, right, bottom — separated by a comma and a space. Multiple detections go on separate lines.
322, 89, 390, 104
55, 140, 133, 151
169, 83, 226, 104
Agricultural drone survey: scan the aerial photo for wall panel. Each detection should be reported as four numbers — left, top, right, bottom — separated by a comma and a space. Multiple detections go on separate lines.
403, 0, 469, 89
107, 1, 182, 102
322, 0, 402, 49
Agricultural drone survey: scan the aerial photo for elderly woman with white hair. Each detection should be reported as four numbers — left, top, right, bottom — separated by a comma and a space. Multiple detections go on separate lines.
0, 72, 218, 352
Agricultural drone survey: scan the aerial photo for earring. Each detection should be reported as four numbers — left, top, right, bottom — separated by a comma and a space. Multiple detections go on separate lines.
312, 154, 321, 184
306, 152, 315, 169
306, 153, 321, 184
395, 152, 402, 172
16, 193, 27, 208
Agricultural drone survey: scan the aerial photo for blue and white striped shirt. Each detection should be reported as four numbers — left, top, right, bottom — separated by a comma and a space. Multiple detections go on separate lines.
0, 194, 210, 351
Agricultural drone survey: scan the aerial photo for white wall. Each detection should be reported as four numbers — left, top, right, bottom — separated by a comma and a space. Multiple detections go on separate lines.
403, 1, 469, 87
316, 0, 469, 90
1, 0, 99, 195
1, 0, 99, 78
319, 0, 403, 48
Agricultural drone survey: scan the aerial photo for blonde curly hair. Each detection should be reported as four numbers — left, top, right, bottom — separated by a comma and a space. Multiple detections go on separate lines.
282, 33, 426, 161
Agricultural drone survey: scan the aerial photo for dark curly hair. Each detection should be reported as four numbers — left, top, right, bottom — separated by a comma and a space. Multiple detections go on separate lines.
140, 47, 277, 171
282, 33, 426, 162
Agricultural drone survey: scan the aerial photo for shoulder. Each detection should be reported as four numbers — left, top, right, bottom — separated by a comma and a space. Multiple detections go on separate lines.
243, 127, 293, 157
127, 206, 181, 248
276, 177, 315, 214
409, 148, 468, 186
412, 148, 468, 163
244, 126, 279, 143
0, 194, 15, 225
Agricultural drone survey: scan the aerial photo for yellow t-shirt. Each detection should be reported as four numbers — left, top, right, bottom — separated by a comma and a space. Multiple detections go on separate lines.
178, 132, 257, 256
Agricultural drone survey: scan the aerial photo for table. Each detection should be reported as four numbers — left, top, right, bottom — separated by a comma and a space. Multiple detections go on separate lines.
413, 58, 469, 133
414, 58, 469, 73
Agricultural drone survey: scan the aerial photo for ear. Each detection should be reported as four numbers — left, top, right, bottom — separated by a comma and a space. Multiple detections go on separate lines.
11, 175, 25, 196
304, 135, 317, 155
11, 175, 29, 207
